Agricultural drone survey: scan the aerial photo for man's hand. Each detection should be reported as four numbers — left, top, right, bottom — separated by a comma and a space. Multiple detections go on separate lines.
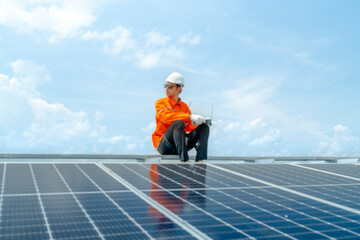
190, 114, 205, 126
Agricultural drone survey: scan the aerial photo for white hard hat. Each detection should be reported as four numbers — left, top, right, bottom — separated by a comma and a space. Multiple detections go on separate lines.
165, 72, 184, 87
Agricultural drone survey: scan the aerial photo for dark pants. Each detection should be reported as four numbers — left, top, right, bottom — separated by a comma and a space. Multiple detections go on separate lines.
156, 120, 210, 162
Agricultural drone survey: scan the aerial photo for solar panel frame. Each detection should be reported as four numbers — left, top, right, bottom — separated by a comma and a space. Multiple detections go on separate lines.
149, 164, 360, 239
0, 161, 360, 239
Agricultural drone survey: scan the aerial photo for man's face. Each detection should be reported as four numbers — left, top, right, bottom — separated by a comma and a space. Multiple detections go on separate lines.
165, 81, 181, 97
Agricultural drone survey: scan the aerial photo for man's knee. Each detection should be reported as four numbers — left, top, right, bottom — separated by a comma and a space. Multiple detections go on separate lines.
171, 120, 185, 129
198, 123, 210, 135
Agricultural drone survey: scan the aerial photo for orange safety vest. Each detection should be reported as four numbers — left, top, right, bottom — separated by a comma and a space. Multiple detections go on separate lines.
152, 97, 197, 148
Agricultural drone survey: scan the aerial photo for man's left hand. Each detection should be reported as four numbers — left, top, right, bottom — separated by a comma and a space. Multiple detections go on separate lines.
190, 114, 205, 126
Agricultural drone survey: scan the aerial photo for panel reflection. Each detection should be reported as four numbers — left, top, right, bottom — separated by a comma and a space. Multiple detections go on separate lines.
148, 164, 207, 222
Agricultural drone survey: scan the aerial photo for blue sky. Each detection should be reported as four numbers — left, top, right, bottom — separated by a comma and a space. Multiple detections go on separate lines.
1, 0, 360, 156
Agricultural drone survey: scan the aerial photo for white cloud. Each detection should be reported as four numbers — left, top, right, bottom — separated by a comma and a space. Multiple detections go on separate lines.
98, 135, 132, 144
93, 111, 104, 123
0, 74, 32, 130
167, 64, 215, 75
220, 76, 282, 120
0, 0, 97, 42
125, 143, 136, 151
82, 27, 121, 41
249, 129, 281, 146
105, 30, 136, 54
213, 77, 285, 154
82, 25, 137, 55
179, 32, 201, 45
23, 98, 92, 144
146, 30, 171, 46
135, 46, 185, 69
223, 121, 241, 132
1, 1, 202, 71
211, 74, 337, 155
141, 121, 156, 133
10, 59, 50, 94
82, 26, 185, 68
81, 26, 200, 70
96, 134, 151, 154
334, 124, 347, 132
0, 60, 51, 129
223, 118, 265, 132
311, 125, 360, 156
245, 118, 266, 131
0, 59, 148, 153
218, 74, 328, 139
0, 59, 96, 145
210, 116, 283, 156
318, 141, 328, 148
134, 50, 161, 68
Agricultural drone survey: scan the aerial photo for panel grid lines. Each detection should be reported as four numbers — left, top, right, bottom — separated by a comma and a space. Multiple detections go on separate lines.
210, 164, 360, 215
97, 163, 211, 240
146, 164, 296, 239
171, 165, 360, 238
202, 165, 360, 228
199, 164, 360, 238
1, 182, 360, 199
293, 164, 360, 181
74, 163, 154, 239
116, 164, 257, 239
29, 163, 54, 239
288, 185, 360, 208
1, 162, 360, 240
0, 163, 6, 222
52, 163, 105, 240
158, 164, 360, 239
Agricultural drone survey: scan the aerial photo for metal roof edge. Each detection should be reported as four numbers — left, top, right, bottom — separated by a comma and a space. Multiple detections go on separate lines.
0, 154, 359, 163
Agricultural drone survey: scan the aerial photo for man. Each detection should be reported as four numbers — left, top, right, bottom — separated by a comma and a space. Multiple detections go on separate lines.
152, 72, 210, 162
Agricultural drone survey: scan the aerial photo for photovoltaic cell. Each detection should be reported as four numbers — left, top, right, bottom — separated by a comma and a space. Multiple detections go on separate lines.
203, 166, 266, 188
0, 195, 48, 239
287, 185, 360, 210
0, 164, 4, 193
302, 164, 360, 178
4, 164, 36, 194
75, 193, 150, 239
42, 194, 101, 239
216, 164, 360, 213
141, 164, 360, 239
0, 162, 360, 239
54, 164, 100, 192
217, 164, 358, 186
32, 164, 69, 193
76, 164, 128, 191
108, 191, 195, 239
103, 164, 154, 190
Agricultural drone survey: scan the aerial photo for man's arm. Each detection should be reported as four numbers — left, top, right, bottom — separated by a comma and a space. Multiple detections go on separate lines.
155, 100, 190, 124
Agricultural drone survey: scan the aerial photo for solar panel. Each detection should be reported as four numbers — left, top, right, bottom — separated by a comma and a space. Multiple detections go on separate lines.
0, 162, 360, 239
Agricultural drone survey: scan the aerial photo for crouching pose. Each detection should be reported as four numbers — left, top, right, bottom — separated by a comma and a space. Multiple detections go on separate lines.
152, 72, 210, 162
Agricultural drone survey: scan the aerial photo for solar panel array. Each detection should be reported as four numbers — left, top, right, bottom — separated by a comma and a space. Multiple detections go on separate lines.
0, 162, 360, 239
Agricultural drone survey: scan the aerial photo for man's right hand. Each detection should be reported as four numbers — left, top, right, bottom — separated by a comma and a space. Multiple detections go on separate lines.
190, 114, 205, 126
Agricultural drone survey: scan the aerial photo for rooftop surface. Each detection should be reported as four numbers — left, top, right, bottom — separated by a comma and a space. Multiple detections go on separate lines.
0, 155, 359, 239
